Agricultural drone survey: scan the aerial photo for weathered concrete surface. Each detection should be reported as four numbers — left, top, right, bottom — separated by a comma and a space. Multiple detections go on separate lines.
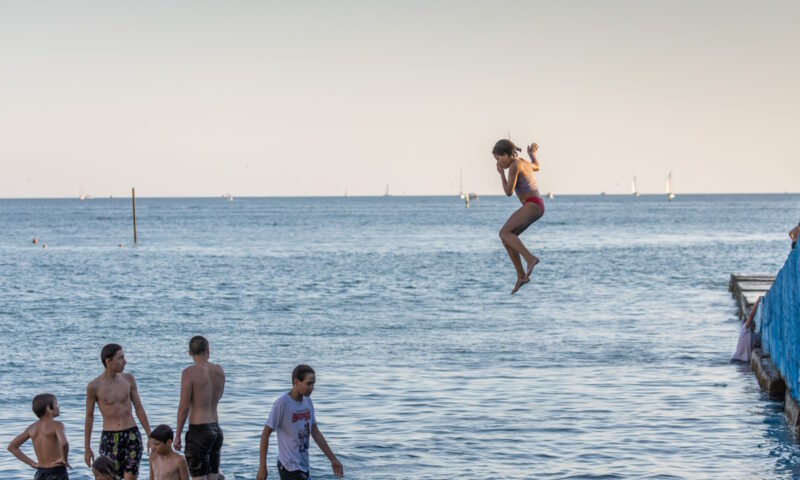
786, 390, 800, 434
751, 348, 786, 399
729, 274, 775, 320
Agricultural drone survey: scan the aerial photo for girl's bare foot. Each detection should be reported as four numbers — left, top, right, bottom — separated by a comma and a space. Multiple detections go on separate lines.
511, 276, 529, 294
525, 256, 539, 278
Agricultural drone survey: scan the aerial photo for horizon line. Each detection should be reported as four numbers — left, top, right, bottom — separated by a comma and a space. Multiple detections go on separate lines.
1, 192, 799, 200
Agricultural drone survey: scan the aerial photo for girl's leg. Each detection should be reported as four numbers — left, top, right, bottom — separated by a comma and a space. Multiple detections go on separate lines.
500, 204, 542, 276
501, 239, 525, 277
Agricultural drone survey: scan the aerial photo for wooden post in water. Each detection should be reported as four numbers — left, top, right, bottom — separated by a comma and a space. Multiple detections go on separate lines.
131, 187, 138, 244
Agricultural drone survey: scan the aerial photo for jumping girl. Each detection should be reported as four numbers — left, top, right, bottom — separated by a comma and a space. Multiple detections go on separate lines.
493, 139, 544, 294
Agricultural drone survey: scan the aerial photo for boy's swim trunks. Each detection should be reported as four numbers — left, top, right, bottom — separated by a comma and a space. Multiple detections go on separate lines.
34, 466, 69, 480
99, 425, 143, 477
185, 422, 224, 477
278, 459, 309, 480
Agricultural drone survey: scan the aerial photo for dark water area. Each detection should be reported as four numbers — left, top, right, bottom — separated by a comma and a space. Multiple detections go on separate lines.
1, 194, 799, 479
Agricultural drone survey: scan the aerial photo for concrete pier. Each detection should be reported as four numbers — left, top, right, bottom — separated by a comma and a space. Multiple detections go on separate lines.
728, 274, 774, 320
750, 348, 785, 399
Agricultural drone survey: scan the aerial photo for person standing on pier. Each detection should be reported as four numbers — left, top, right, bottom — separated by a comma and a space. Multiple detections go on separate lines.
85, 344, 152, 480
789, 222, 799, 249
494, 138, 544, 293
174, 336, 225, 480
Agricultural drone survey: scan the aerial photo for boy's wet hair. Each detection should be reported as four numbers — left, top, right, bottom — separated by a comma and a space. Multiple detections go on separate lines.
32, 393, 56, 418
189, 335, 209, 355
292, 364, 315, 383
492, 139, 522, 157
100, 343, 123, 367
92, 455, 118, 477
150, 424, 174, 443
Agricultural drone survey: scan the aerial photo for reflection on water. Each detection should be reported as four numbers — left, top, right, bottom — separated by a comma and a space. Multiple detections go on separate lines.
1, 195, 799, 479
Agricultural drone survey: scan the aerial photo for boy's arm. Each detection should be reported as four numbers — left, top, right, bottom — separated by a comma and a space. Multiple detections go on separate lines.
7, 428, 37, 468
179, 455, 190, 480
256, 426, 273, 480
56, 422, 70, 469
84, 383, 97, 467
311, 423, 343, 478
174, 369, 192, 451
129, 375, 152, 437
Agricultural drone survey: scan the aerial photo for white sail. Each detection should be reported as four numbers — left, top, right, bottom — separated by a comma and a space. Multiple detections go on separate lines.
666, 171, 675, 201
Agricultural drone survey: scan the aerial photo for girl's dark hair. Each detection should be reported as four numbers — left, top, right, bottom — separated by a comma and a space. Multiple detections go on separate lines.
92, 455, 119, 478
32, 393, 56, 418
100, 343, 122, 367
492, 139, 521, 157
292, 364, 315, 383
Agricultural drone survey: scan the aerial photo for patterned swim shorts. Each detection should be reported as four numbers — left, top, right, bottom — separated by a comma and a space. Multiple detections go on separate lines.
99, 425, 143, 477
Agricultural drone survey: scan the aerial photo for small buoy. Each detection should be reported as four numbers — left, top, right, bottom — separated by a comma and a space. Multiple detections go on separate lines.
119, 243, 124, 248
42, 244, 47, 249
32, 238, 38, 244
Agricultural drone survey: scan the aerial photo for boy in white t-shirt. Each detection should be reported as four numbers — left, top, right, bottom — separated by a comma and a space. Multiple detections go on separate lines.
256, 365, 343, 480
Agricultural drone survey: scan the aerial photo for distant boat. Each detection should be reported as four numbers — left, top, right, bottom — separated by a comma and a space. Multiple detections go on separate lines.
601, 191, 607, 196
666, 171, 675, 201
79, 183, 91, 200
222, 193, 233, 201
632, 176, 640, 197
384, 184, 390, 197
345, 188, 349, 198
547, 192, 554, 200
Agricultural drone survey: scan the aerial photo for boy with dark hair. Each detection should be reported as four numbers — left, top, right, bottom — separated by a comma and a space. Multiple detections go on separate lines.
85, 344, 152, 480
7, 393, 71, 480
256, 365, 343, 480
175, 335, 225, 480
149, 424, 189, 480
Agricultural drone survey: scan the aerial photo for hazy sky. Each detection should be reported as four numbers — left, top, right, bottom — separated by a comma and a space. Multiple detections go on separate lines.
1, 1, 798, 197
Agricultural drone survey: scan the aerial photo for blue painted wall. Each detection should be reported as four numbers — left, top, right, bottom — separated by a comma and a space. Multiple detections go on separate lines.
757, 247, 800, 399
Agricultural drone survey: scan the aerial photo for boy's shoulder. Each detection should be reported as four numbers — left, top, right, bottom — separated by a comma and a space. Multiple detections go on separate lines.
29, 418, 63, 436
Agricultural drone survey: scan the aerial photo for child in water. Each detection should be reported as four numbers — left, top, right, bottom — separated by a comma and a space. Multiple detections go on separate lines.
7, 393, 71, 480
493, 139, 544, 293
92, 456, 121, 480
148, 424, 189, 480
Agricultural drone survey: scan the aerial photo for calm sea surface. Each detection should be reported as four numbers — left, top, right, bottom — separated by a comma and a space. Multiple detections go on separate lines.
1, 195, 799, 479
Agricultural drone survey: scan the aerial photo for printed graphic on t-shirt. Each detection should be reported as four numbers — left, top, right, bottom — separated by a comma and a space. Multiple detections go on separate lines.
293, 408, 311, 453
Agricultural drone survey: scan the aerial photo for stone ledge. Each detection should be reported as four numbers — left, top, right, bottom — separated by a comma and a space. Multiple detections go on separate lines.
751, 348, 786, 399
786, 390, 800, 435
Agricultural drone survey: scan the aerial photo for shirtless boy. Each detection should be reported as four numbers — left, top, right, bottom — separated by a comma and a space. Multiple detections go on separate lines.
85, 343, 153, 480
174, 336, 225, 480
7, 393, 71, 480
149, 425, 189, 480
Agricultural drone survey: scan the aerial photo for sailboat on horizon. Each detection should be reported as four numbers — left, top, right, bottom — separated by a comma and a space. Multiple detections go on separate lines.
632, 176, 640, 197
666, 171, 675, 201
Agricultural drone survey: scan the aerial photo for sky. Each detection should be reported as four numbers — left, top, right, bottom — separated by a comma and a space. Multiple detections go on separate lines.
1, 0, 798, 198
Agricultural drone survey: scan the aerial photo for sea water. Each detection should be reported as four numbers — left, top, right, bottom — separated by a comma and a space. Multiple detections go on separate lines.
1, 195, 799, 479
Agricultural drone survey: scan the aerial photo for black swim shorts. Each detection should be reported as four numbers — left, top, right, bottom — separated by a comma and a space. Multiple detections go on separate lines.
34, 466, 69, 480
278, 460, 309, 480
185, 422, 224, 476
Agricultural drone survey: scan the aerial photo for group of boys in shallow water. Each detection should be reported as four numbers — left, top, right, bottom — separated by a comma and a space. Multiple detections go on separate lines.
6, 139, 543, 480
7, 337, 343, 480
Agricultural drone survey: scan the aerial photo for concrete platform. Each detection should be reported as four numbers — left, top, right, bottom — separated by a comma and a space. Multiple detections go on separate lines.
751, 348, 785, 399
730, 274, 775, 320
